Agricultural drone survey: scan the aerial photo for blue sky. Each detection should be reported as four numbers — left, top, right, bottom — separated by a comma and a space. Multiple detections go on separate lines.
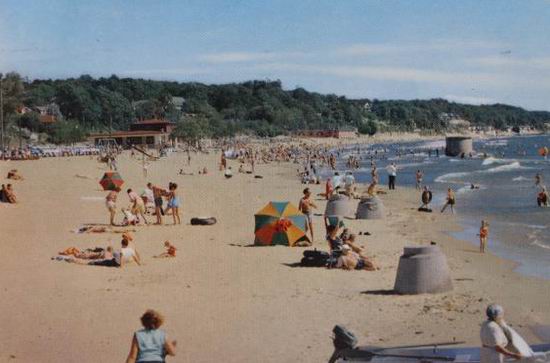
1, 0, 550, 110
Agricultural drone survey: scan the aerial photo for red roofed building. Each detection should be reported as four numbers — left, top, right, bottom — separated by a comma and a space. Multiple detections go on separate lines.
88, 118, 176, 147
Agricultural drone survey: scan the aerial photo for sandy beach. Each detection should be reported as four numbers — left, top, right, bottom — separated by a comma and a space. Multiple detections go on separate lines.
1, 148, 549, 363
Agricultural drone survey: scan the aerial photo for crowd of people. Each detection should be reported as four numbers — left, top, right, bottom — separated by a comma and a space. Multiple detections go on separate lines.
105, 181, 182, 226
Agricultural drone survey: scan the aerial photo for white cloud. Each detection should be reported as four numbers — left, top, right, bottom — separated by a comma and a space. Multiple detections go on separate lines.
337, 40, 507, 56
254, 63, 508, 86
119, 67, 213, 76
198, 51, 305, 64
444, 94, 495, 105
472, 56, 550, 69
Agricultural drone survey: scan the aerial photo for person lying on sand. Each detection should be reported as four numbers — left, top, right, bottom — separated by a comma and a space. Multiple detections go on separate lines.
336, 245, 377, 271
154, 241, 177, 258
7, 169, 23, 180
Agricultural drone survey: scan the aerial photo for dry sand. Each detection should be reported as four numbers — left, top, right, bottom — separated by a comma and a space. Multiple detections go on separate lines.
0, 150, 549, 363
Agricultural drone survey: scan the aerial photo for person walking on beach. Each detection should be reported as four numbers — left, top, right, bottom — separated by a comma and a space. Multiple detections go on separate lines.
387, 163, 397, 190
415, 169, 424, 190
299, 188, 317, 242
106, 188, 119, 226
125, 309, 177, 363
478, 220, 489, 253
480, 304, 523, 363
441, 187, 456, 214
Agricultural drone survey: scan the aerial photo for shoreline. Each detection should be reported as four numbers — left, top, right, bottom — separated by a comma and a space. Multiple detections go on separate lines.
0, 150, 549, 362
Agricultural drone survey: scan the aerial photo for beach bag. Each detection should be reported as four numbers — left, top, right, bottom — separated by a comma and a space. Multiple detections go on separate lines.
190, 217, 217, 226
301, 249, 330, 267
332, 325, 358, 350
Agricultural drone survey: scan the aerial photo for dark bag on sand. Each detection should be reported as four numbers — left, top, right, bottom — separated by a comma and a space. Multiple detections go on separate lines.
301, 249, 330, 267
418, 207, 433, 213
190, 217, 217, 225
332, 325, 358, 350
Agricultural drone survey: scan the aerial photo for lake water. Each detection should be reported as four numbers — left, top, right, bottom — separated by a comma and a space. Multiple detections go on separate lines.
322, 134, 550, 279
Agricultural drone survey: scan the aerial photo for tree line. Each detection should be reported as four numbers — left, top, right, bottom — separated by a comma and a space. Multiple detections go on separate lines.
1, 72, 549, 145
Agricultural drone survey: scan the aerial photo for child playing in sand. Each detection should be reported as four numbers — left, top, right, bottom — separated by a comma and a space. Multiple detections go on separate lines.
154, 241, 177, 258
478, 220, 489, 253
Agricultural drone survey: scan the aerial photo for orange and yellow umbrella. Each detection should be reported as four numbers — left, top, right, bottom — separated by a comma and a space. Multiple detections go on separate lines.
254, 202, 309, 246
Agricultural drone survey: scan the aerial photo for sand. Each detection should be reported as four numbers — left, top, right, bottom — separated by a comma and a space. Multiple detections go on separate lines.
0, 149, 549, 363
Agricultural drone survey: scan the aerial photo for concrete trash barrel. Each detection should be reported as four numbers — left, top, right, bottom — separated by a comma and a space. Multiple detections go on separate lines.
325, 194, 354, 217
356, 196, 384, 219
394, 246, 453, 294
445, 136, 473, 157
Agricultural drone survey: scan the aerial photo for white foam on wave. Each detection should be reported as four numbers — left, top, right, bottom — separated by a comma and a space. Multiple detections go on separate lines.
485, 161, 527, 173
435, 171, 471, 183
481, 157, 517, 166
513, 176, 529, 182
415, 140, 445, 150
484, 139, 509, 147
532, 240, 550, 250
435, 161, 532, 183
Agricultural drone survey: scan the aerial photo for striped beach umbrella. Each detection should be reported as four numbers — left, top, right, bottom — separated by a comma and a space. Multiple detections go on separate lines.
99, 171, 124, 191
254, 201, 309, 246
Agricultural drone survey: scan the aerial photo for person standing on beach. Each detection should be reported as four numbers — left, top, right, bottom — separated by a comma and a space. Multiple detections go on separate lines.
125, 309, 177, 363
479, 220, 489, 253
106, 189, 119, 226
325, 177, 334, 200
165, 182, 181, 225
441, 187, 456, 214
151, 185, 166, 225
299, 188, 317, 242
415, 170, 424, 190
386, 163, 397, 190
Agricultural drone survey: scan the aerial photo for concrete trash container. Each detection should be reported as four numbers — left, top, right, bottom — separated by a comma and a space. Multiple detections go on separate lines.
356, 196, 384, 219
394, 246, 453, 294
325, 194, 354, 217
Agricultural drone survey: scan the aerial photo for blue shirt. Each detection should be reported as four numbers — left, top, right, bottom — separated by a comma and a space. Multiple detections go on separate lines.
135, 328, 166, 362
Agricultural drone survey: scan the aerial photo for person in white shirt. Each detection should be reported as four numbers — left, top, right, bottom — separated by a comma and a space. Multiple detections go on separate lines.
386, 163, 397, 190
480, 304, 522, 363
115, 234, 141, 268
344, 172, 356, 197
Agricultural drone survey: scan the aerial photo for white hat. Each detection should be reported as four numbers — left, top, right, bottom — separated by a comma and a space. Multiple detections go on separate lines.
342, 245, 351, 251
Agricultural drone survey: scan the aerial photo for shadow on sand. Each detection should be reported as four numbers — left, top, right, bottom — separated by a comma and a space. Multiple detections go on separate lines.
361, 289, 398, 296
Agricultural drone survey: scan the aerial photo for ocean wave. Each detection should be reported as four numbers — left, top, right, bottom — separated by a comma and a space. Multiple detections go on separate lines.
435, 171, 471, 183
532, 240, 550, 250
485, 161, 527, 173
512, 176, 529, 182
481, 157, 517, 166
435, 161, 532, 183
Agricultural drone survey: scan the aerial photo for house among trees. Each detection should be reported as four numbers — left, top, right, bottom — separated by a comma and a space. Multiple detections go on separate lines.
88, 118, 175, 147
16, 103, 61, 124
